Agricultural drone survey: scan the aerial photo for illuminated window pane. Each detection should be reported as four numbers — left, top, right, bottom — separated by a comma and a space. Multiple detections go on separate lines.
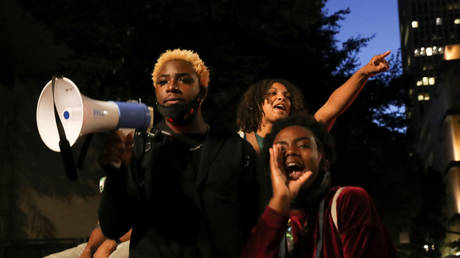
418, 94, 424, 101
414, 49, 419, 56
423, 77, 429, 85
424, 94, 430, 101
455, 18, 460, 24
416, 80, 423, 86
429, 77, 435, 85
426, 47, 433, 56
420, 47, 426, 56
433, 46, 438, 55
439, 47, 444, 54
436, 17, 442, 25
412, 21, 419, 28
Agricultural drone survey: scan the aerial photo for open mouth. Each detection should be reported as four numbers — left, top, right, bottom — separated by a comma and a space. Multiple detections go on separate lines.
285, 162, 305, 179
273, 104, 286, 111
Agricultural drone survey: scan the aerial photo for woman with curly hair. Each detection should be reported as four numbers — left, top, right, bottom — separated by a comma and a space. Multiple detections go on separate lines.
236, 51, 390, 153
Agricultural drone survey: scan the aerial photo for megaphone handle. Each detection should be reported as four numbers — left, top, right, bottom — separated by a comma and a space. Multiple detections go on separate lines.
77, 133, 94, 169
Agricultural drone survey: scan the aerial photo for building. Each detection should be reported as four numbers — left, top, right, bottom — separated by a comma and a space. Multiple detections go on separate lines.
399, 0, 460, 123
398, 0, 460, 255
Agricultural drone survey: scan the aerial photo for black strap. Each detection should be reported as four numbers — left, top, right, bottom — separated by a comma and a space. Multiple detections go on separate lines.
77, 133, 94, 169
51, 76, 78, 180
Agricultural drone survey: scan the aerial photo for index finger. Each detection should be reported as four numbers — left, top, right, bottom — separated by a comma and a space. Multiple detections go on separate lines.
269, 145, 286, 180
376, 50, 391, 60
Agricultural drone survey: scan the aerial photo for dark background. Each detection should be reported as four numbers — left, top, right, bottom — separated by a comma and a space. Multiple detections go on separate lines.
0, 0, 442, 257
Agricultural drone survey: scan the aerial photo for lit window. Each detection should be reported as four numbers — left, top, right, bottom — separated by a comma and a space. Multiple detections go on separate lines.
422, 77, 429, 85
455, 18, 460, 24
412, 21, 419, 28
417, 93, 430, 101
418, 94, 424, 101
426, 47, 433, 56
424, 94, 430, 101
439, 47, 444, 54
432, 46, 438, 55
429, 77, 435, 85
414, 49, 419, 56
416, 80, 423, 86
436, 17, 442, 25
420, 47, 426, 56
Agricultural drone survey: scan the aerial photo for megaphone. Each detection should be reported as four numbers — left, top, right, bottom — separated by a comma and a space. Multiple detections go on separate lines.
36, 77, 154, 152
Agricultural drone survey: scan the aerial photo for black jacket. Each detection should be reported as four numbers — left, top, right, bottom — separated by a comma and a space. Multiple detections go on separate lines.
99, 124, 260, 258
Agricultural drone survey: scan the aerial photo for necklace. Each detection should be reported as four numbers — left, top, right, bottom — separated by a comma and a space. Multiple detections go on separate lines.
189, 144, 203, 151
188, 125, 210, 151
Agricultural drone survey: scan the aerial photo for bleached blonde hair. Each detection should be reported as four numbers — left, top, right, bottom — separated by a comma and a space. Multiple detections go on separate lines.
152, 49, 210, 88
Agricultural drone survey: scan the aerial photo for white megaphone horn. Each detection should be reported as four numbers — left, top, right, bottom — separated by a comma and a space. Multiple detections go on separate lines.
36, 77, 154, 152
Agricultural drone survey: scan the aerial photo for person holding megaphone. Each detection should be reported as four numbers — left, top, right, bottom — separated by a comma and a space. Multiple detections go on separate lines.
97, 49, 261, 258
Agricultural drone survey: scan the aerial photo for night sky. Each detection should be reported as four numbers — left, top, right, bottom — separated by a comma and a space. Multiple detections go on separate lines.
325, 0, 401, 68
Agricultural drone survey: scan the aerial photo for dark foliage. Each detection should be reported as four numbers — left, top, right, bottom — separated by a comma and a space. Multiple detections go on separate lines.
2, 0, 432, 255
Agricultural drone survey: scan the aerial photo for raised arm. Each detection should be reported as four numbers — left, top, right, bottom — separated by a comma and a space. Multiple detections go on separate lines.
314, 51, 390, 130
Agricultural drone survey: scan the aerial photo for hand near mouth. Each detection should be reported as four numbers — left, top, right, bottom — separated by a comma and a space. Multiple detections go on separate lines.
268, 144, 312, 214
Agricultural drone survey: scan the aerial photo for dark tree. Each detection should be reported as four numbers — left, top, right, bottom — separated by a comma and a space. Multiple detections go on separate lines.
3, 0, 423, 256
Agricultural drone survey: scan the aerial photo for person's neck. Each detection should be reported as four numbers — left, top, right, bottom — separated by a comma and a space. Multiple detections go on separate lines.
256, 120, 272, 138
165, 110, 209, 134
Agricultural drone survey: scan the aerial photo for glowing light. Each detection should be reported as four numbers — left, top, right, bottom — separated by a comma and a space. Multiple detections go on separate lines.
455, 18, 460, 24
420, 47, 426, 56
436, 17, 442, 25
429, 77, 435, 85
444, 44, 460, 60
412, 21, 419, 28
423, 77, 429, 85
418, 94, 424, 101
427, 47, 433, 56
448, 115, 460, 161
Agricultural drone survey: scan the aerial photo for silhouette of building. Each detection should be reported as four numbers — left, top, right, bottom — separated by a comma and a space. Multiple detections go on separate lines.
398, 0, 460, 255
